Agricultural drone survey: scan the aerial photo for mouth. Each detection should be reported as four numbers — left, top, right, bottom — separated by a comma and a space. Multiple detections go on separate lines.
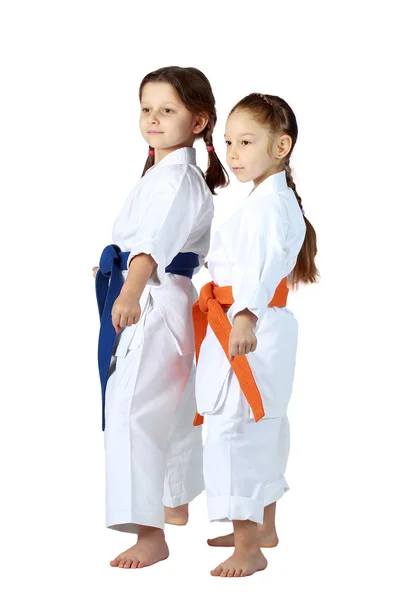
231, 167, 244, 172
147, 131, 164, 135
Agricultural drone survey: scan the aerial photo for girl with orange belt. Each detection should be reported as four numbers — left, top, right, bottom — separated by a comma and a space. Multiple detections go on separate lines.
193, 93, 319, 577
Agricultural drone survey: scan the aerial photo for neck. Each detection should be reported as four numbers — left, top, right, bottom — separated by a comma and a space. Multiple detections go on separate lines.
154, 140, 195, 165
252, 166, 282, 190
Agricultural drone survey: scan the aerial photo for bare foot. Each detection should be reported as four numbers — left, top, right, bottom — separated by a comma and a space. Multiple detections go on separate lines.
207, 529, 278, 548
164, 504, 188, 526
208, 502, 279, 548
110, 526, 169, 569
210, 548, 267, 577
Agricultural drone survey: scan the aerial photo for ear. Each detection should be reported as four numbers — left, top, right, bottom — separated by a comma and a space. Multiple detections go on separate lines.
275, 134, 292, 160
193, 114, 209, 135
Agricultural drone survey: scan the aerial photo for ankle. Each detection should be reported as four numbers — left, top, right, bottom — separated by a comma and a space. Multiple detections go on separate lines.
234, 540, 261, 553
137, 525, 165, 540
258, 523, 277, 536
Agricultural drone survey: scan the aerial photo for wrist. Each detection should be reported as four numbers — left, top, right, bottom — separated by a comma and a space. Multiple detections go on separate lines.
120, 281, 141, 300
233, 310, 257, 329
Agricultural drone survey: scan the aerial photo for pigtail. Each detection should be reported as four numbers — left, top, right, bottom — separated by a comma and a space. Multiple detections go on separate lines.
203, 127, 229, 195
141, 146, 155, 177
284, 161, 319, 287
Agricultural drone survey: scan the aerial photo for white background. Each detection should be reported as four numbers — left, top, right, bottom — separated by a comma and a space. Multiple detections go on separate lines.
1, 0, 399, 598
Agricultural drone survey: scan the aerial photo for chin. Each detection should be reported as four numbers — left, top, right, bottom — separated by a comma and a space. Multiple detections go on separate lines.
144, 139, 166, 149
234, 172, 252, 183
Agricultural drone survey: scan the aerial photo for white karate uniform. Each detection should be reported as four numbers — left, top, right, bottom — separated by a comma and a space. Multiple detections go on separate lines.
105, 147, 213, 533
196, 170, 306, 525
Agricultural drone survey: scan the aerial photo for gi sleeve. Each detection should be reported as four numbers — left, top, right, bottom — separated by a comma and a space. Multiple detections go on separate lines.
128, 170, 202, 285
227, 194, 290, 328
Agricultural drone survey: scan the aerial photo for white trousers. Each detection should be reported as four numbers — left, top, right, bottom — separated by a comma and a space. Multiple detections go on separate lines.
204, 371, 290, 525
104, 299, 203, 533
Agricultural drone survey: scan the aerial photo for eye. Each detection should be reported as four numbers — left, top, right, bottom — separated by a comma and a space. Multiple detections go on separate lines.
164, 108, 173, 114
142, 108, 150, 113
225, 140, 231, 145
241, 140, 251, 145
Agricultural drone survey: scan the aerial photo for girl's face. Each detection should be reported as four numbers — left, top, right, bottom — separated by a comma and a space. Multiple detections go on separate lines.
139, 82, 206, 153
225, 110, 291, 188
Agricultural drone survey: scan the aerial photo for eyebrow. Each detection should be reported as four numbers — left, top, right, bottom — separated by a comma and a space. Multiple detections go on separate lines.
141, 101, 180, 107
224, 132, 256, 137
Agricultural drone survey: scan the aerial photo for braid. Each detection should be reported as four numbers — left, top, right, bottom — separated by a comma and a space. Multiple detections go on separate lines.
284, 160, 305, 216
141, 146, 155, 177
255, 93, 271, 105
202, 124, 229, 195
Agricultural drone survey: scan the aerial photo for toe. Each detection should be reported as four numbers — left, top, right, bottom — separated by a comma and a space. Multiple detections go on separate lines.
118, 560, 127, 568
234, 569, 241, 577
123, 560, 132, 568
130, 559, 140, 569
226, 569, 235, 577
210, 565, 223, 576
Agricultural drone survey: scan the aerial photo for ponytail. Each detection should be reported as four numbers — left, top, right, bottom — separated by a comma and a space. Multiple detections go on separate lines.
141, 146, 155, 177
203, 127, 229, 195
284, 161, 319, 287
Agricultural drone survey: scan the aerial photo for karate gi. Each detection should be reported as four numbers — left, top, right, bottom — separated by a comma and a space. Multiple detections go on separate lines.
195, 170, 306, 524
104, 147, 213, 533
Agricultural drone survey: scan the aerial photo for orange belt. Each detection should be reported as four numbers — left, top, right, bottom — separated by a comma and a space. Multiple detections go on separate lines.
192, 278, 289, 426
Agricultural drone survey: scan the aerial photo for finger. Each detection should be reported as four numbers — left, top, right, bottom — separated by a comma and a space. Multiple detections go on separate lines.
238, 344, 246, 356
119, 314, 127, 329
114, 324, 121, 334
230, 342, 239, 358
111, 312, 119, 329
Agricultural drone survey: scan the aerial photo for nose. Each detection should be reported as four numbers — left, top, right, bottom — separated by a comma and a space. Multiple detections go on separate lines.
147, 111, 160, 126
227, 145, 239, 160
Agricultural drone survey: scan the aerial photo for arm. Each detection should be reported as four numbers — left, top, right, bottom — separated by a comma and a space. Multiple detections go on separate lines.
228, 196, 290, 358
228, 196, 290, 328
127, 172, 202, 286
111, 254, 156, 334
112, 171, 202, 333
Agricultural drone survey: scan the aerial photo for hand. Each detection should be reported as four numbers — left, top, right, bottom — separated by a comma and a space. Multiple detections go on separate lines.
92, 266, 99, 278
111, 290, 141, 334
228, 312, 258, 362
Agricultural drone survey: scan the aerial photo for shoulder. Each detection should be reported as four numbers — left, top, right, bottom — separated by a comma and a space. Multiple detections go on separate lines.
243, 191, 289, 232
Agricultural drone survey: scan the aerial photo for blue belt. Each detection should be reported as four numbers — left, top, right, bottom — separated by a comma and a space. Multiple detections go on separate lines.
95, 244, 199, 430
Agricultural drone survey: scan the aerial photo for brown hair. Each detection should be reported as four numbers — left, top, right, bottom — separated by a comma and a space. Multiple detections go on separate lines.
139, 66, 229, 195
230, 93, 319, 286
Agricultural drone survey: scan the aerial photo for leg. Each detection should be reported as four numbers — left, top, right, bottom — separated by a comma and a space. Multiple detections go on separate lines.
105, 301, 191, 566
207, 502, 279, 548
163, 362, 204, 525
207, 411, 290, 548
210, 520, 267, 577
204, 375, 288, 576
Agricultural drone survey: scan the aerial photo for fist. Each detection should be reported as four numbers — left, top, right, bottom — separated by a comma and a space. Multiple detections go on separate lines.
111, 292, 141, 334
228, 322, 257, 362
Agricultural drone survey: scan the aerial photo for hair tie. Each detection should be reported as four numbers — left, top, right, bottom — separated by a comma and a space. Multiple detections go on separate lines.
148, 149, 155, 156
206, 146, 214, 152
